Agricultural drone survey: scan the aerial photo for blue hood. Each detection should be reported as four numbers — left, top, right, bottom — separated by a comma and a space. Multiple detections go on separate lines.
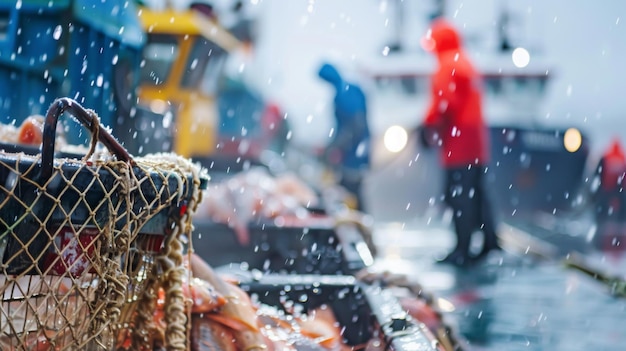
318, 63, 343, 90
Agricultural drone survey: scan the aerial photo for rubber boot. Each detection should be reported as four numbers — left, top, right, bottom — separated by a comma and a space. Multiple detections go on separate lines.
475, 184, 502, 260
439, 227, 472, 267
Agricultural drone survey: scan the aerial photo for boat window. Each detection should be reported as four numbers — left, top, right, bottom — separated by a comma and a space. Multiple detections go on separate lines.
181, 37, 227, 93
140, 34, 179, 87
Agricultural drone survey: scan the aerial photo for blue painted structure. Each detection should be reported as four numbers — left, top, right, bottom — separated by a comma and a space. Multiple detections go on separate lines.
0, 0, 145, 144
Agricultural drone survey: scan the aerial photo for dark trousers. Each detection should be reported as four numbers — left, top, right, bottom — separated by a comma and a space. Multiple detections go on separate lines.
444, 165, 498, 257
340, 171, 365, 212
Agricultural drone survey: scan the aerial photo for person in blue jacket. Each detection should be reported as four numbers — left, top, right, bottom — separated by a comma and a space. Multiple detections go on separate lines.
318, 62, 371, 212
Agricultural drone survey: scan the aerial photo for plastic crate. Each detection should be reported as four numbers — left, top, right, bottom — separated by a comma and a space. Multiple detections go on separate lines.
193, 217, 372, 275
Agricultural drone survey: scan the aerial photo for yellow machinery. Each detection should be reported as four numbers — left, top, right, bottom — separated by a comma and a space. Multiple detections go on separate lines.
136, 6, 241, 158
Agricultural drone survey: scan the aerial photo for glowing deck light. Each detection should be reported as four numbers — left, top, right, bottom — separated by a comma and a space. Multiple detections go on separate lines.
384, 125, 408, 153
564, 128, 582, 152
512, 47, 531, 68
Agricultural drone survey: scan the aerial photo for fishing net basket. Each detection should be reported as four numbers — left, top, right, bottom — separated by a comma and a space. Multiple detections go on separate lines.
0, 98, 207, 350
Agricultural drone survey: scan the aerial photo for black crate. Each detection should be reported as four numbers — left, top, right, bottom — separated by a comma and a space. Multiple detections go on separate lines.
193, 218, 371, 275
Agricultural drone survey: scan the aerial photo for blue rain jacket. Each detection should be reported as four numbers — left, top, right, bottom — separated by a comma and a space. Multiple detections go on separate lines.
318, 63, 371, 172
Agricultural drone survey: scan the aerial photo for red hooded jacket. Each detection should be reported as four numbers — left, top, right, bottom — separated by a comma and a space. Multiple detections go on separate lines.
599, 139, 626, 192
422, 19, 490, 168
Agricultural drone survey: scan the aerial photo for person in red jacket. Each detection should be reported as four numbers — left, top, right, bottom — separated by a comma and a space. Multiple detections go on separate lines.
589, 139, 626, 244
420, 18, 500, 267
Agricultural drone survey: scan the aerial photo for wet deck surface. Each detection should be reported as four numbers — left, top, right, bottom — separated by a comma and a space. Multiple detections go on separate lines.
370, 219, 626, 351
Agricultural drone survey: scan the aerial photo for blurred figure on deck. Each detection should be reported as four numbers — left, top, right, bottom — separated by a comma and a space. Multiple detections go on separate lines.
589, 138, 626, 249
419, 18, 500, 267
318, 62, 371, 212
